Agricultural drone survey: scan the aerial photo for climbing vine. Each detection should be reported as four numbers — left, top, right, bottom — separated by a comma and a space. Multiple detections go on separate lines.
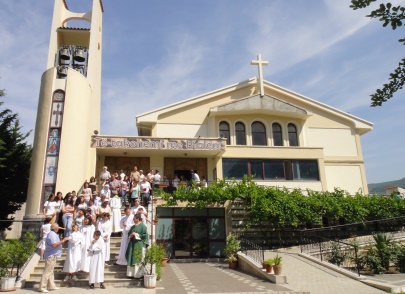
160, 177, 405, 228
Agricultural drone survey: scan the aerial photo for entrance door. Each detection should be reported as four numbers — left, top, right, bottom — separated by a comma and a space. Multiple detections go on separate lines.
104, 157, 150, 176
156, 208, 225, 259
173, 218, 209, 258
164, 158, 207, 182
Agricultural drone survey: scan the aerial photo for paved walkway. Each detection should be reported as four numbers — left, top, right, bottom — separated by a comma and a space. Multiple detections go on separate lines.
157, 262, 294, 293
264, 248, 387, 294
19, 251, 405, 294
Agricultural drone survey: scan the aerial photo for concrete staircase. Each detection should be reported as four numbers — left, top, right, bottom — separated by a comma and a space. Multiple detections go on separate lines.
24, 236, 142, 288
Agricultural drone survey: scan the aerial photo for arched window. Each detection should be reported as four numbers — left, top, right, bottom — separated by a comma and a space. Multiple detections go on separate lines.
288, 123, 299, 146
251, 121, 267, 146
235, 122, 246, 145
272, 123, 283, 146
219, 121, 230, 145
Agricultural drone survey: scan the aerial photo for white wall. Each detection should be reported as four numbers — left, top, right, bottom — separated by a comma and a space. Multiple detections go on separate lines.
157, 123, 208, 137
307, 128, 358, 156
325, 165, 363, 194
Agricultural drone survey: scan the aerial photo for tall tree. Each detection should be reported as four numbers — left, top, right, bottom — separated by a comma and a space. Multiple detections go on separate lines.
350, 1, 405, 106
0, 88, 32, 230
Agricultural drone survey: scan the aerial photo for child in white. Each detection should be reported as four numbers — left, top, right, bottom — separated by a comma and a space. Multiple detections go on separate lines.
97, 213, 112, 262
88, 230, 106, 289
38, 218, 52, 259
62, 224, 84, 281
79, 216, 95, 272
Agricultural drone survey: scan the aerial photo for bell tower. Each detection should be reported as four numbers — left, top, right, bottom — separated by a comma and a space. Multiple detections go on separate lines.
25, 0, 103, 219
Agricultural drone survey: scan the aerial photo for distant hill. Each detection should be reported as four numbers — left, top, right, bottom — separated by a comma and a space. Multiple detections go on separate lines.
368, 177, 405, 195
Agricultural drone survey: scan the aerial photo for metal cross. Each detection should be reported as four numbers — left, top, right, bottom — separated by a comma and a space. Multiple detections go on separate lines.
251, 54, 269, 97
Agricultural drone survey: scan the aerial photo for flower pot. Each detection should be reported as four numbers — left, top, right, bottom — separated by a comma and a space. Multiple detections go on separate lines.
228, 261, 238, 269
262, 262, 266, 269
153, 219, 158, 225
273, 265, 282, 275
265, 265, 273, 273
0, 277, 16, 292
143, 274, 157, 289
161, 257, 168, 267
153, 198, 157, 203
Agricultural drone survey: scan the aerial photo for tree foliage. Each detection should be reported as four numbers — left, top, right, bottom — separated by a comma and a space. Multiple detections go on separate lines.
0, 89, 32, 230
350, 1, 405, 106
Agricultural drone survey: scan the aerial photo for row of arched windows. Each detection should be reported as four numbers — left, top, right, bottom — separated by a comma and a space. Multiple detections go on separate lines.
219, 121, 299, 147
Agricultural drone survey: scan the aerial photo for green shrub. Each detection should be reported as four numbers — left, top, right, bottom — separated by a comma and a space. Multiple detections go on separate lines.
0, 232, 36, 277
328, 243, 346, 266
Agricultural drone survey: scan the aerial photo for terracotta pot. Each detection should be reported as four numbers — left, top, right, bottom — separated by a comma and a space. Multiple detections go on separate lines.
153, 220, 158, 225
161, 257, 168, 267
153, 198, 157, 203
265, 265, 273, 273
262, 262, 266, 269
228, 261, 238, 269
273, 265, 282, 275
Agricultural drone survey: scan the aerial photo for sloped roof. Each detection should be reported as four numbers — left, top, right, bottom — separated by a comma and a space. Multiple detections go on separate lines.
136, 77, 373, 134
209, 94, 308, 117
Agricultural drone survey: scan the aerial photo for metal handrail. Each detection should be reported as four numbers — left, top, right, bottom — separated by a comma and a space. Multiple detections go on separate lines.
237, 233, 265, 265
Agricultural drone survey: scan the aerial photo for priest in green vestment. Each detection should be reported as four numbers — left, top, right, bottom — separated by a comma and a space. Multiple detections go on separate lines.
125, 213, 149, 267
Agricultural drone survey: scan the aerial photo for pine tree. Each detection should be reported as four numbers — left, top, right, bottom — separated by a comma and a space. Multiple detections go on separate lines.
0, 88, 32, 230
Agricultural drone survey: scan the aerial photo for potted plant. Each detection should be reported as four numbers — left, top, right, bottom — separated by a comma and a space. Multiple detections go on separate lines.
273, 254, 283, 275
224, 234, 240, 269
153, 214, 159, 225
0, 232, 36, 291
136, 243, 166, 288
264, 258, 273, 273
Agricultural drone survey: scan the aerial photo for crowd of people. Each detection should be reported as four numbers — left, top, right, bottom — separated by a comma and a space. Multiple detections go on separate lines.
39, 166, 206, 291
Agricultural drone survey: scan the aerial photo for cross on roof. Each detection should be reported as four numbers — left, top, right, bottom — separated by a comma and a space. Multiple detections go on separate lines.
251, 54, 269, 97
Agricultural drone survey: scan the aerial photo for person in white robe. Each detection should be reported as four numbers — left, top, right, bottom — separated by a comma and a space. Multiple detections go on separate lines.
62, 224, 84, 281
109, 195, 122, 233
88, 230, 106, 289
97, 213, 112, 263
79, 216, 95, 272
116, 208, 134, 265
38, 218, 52, 259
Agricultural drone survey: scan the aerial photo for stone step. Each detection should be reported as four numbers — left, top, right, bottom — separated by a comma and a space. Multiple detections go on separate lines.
33, 264, 126, 273
24, 278, 142, 288
42, 252, 120, 261
29, 270, 128, 280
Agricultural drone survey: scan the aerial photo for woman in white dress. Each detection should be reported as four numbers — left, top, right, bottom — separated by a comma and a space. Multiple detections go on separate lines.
82, 181, 92, 203
43, 194, 57, 224
97, 213, 112, 263
62, 224, 84, 282
109, 195, 122, 233
116, 208, 134, 265
80, 216, 95, 272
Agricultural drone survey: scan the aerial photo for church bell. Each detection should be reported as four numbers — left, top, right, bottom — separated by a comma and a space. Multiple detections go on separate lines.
57, 66, 68, 78
74, 48, 86, 62
59, 48, 70, 61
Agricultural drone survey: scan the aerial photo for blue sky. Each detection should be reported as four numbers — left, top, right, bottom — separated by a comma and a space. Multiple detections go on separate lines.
0, 0, 404, 184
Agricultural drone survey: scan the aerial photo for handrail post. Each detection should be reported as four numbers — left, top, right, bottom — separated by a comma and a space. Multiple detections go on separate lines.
319, 242, 323, 261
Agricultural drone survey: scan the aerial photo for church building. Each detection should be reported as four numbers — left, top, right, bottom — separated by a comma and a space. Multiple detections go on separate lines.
24, 0, 373, 257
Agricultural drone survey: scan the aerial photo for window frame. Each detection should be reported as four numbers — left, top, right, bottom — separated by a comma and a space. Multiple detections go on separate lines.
251, 121, 267, 146
219, 121, 231, 145
272, 122, 283, 146
288, 123, 299, 147
235, 121, 246, 145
